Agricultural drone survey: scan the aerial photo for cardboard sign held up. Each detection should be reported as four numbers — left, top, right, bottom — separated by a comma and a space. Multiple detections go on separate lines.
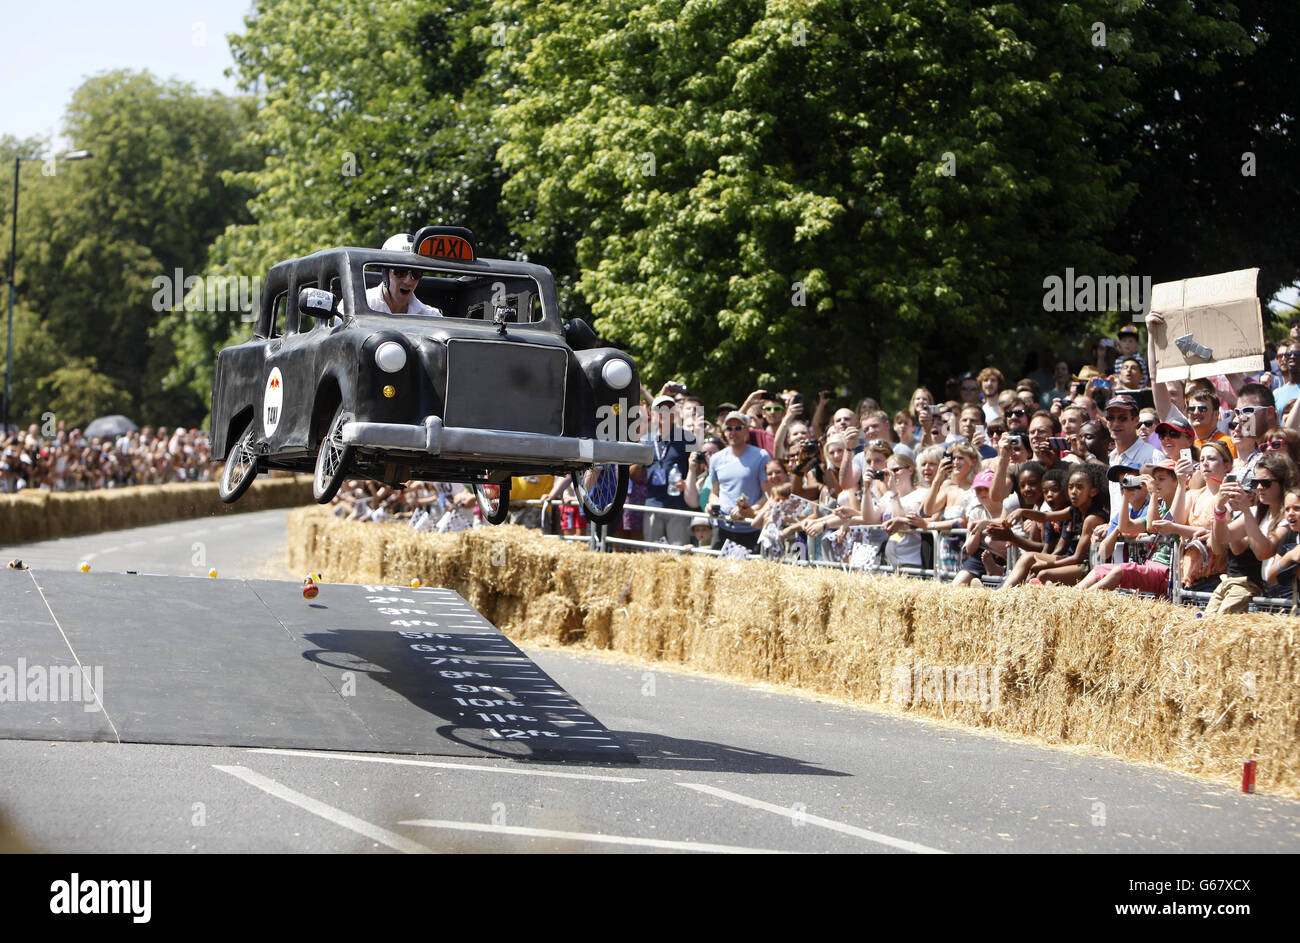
1150, 268, 1264, 383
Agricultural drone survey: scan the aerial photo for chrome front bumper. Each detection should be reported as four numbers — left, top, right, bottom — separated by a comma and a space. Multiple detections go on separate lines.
341, 415, 653, 465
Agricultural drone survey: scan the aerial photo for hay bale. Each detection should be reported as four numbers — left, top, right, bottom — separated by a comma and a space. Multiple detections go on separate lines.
1, 477, 314, 543
287, 507, 1300, 796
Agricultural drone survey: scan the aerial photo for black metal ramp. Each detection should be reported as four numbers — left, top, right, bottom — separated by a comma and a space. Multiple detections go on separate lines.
0, 568, 634, 762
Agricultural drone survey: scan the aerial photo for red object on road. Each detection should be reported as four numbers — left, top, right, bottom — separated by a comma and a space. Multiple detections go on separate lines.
1242, 759, 1256, 793
302, 579, 319, 600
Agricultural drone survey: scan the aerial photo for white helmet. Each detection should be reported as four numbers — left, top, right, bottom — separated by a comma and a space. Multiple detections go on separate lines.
381, 232, 414, 252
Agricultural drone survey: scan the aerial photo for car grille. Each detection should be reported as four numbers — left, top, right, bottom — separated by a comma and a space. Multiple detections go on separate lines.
443, 339, 567, 435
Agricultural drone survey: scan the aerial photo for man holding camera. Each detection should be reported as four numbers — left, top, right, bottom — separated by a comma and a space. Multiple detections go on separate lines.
642, 393, 696, 546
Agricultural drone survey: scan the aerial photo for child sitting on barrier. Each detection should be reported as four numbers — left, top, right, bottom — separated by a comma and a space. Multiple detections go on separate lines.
951, 470, 1008, 586
997, 464, 1108, 588
1080, 458, 1186, 595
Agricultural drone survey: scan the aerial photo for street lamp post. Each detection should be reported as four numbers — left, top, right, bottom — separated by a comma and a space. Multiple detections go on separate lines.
4, 149, 92, 436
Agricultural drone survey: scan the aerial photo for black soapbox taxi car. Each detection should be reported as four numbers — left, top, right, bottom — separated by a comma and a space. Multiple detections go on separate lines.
210, 226, 652, 524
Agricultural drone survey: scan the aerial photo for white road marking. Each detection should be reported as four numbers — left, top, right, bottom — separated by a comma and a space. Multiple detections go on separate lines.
214, 764, 434, 854
679, 783, 949, 855
400, 819, 790, 854
28, 571, 117, 739
247, 748, 644, 783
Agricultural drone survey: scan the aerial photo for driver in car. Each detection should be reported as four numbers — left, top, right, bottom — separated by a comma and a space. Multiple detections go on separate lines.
366, 233, 444, 317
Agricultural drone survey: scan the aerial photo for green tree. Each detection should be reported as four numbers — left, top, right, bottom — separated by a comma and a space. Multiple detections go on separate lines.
1105, 0, 1300, 312
491, 0, 1154, 403
176, 0, 513, 406
35, 359, 132, 430
12, 71, 258, 426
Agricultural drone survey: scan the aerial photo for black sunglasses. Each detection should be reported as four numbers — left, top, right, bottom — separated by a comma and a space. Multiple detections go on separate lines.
1006, 409, 1028, 418
390, 267, 421, 279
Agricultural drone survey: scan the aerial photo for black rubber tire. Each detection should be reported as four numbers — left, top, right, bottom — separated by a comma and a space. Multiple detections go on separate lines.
217, 419, 259, 504
313, 405, 354, 504
574, 464, 629, 527
472, 480, 511, 525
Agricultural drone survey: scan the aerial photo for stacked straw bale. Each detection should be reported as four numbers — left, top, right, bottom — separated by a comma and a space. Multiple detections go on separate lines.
289, 507, 1300, 796
1, 476, 313, 542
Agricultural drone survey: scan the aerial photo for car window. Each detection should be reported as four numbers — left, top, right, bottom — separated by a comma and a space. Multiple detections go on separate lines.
362, 264, 543, 322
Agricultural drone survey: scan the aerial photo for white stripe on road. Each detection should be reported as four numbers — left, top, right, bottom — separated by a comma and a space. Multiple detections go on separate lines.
400, 819, 790, 854
246, 748, 644, 783
679, 783, 948, 855
214, 764, 434, 854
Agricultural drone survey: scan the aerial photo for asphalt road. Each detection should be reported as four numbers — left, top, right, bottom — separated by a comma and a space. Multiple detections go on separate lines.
2, 508, 1298, 854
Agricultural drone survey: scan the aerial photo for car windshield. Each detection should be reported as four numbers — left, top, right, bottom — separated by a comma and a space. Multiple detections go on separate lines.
362, 263, 543, 322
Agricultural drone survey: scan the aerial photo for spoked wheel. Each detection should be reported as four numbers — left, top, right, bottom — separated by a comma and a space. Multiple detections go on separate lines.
218, 420, 259, 504
313, 406, 354, 503
472, 480, 511, 525
573, 463, 628, 527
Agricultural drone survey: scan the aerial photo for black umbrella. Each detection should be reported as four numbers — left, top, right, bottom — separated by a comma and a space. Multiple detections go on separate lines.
83, 414, 139, 440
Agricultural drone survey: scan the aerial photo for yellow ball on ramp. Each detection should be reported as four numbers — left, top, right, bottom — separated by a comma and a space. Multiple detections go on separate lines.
79, 562, 91, 573
410, 578, 421, 588
208, 569, 218, 579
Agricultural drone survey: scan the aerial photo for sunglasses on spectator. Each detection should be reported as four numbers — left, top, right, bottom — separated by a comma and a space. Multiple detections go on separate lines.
1260, 439, 1287, 452
1234, 406, 1260, 417
724, 424, 746, 431
390, 268, 421, 279
960, 385, 978, 392
762, 404, 784, 412
1137, 419, 1156, 428
865, 439, 891, 449
1252, 477, 1278, 489
1005, 409, 1028, 418
1186, 404, 1212, 414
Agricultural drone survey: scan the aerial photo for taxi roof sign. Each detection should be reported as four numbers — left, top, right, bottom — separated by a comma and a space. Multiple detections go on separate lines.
413, 225, 476, 262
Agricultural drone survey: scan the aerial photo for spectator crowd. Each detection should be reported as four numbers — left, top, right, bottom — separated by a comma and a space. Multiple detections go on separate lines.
349, 310, 1299, 616
0, 421, 214, 493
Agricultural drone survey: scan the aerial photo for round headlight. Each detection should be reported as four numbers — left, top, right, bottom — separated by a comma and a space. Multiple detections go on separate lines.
375, 341, 407, 373
601, 358, 633, 390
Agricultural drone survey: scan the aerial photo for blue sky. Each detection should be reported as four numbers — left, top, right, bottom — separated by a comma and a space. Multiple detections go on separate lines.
1, 0, 251, 147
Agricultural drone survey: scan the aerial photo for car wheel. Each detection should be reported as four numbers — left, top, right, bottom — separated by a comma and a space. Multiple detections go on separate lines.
573, 463, 628, 527
472, 480, 511, 525
313, 406, 354, 503
218, 420, 259, 504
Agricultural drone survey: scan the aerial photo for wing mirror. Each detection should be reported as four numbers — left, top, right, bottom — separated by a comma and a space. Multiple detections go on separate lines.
298, 287, 338, 320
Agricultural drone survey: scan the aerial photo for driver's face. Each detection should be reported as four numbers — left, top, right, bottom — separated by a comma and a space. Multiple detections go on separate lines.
387, 268, 420, 306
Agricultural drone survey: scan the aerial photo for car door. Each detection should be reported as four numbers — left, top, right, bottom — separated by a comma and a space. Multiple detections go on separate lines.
263, 276, 323, 454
